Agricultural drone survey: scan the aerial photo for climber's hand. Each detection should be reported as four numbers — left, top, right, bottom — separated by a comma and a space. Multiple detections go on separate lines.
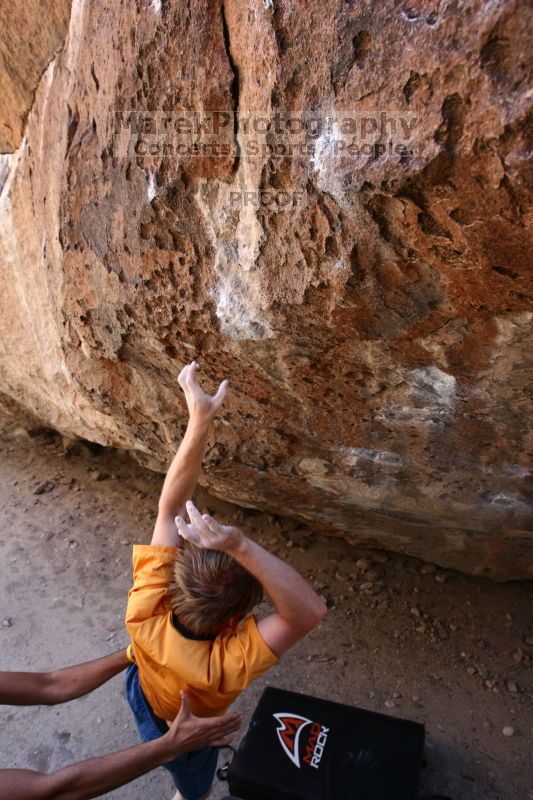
178, 362, 228, 424
176, 501, 245, 553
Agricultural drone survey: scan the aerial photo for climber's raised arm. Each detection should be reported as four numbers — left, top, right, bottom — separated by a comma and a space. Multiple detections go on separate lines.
152, 362, 228, 547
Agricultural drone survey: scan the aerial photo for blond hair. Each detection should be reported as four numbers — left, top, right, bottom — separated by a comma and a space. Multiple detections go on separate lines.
171, 542, 263, 636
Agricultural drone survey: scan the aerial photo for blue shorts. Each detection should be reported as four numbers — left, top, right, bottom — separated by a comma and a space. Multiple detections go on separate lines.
125, 664, 219, 800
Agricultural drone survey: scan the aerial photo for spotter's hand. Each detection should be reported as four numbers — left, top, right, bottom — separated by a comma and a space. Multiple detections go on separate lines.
164, 691, 242, 755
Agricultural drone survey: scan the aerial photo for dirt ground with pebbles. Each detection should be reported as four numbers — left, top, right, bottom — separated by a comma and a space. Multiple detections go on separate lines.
0, 423, 531, 800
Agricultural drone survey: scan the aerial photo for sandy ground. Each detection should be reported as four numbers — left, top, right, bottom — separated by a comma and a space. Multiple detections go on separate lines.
0, 425, 532, 800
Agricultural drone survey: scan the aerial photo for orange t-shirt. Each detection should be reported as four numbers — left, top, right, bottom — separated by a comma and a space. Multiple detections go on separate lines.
125, 545, 278, 720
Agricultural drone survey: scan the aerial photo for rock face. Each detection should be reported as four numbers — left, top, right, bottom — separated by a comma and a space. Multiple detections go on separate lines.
0, 0, 72, 153
0, 0, 531, 579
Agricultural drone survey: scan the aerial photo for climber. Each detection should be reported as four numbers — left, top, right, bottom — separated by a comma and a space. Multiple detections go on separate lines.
0, 647, 241, 799
124, 361, 327, 800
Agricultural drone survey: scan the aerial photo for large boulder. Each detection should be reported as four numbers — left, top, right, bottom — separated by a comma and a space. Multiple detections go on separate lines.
0, 0, 531, 579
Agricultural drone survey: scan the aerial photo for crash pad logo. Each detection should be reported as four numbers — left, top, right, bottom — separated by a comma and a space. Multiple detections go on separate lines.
274, 713, 329, 769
